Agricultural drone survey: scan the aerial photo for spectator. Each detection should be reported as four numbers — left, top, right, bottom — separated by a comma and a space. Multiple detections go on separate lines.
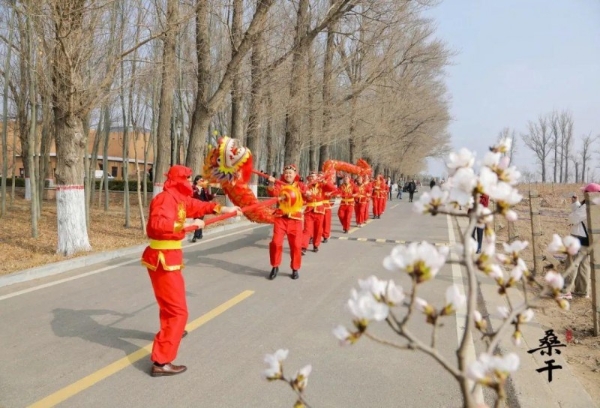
148, 166, 153, 182
430, 179, 436, 189
191, 175, 214, 242
387, 176, 393, 200
472, 193, 489, 254
396, 181, 403, 199
407, 179, 417, 202
562, 183, 600, 299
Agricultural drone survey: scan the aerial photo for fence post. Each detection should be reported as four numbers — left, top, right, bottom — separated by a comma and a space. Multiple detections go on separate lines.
529, 190, 542, 277
585, 192, 600, 336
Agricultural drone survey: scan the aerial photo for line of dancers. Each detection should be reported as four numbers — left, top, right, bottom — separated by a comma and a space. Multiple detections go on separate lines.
266, 165, 389, 280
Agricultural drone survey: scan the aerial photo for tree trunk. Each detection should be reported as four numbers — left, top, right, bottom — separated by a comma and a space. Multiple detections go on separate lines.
1, 7, 14, 217
26, 13, 38, 236
246, 16, 266, 194
230, 0, 244, 143
308, 45, 318, 172
54, 113, 92, 255
318, 0, 336, 170
186, 0, 210, 175
266, 91, 274, 175
153, 0, 179, 196
283, 0, 310, 167
349, 97, 359, 163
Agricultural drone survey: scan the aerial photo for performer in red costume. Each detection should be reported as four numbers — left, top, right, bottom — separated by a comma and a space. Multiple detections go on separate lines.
337, 174, 356, 233
267, 165, 306, 280
372, 174, 386, 219
362, 175, 373, 224
302, 171, 337, 253
142, 165, 241, 377
321, 172, 335, 243
354, 175, 367, 227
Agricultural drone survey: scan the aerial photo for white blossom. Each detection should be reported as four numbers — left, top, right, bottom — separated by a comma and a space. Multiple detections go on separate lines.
292, 365, 312, 392
347, 289, 389, 322
519, 309, 534, 323
493, 138, 512, 154
357, 276, 405, 306
544, 271, 564, 291
503, 240, 528, 256
548, 234, 581, 256
447, 148, 475, 175
509, 264, 526, 281
262, 349, 289, 380
488, 182, 522, 206
482, 152, 501, 168
478, 167, 499, 195
332, 325, 353, 346
414, 186, 449, 214
444, 285, 466, 313
505, 210, 518, 222
467, 353, 520, 385
415, 297, 432, 314
383, 242, 448, 283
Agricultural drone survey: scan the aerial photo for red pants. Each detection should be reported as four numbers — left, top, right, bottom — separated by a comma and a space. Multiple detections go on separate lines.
373, 197, 384, 216
338, 204, 353, 231
355, 203, 366, 225
322, 208, 332, 239
270, 217, 303, 270
147, 265, 188, 364
363, 200, 369, 222
303, 211, 324, 248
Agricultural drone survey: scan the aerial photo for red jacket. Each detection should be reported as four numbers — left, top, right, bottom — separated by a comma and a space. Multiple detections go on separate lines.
142, 189, 220, 271
304, 181, 337, 214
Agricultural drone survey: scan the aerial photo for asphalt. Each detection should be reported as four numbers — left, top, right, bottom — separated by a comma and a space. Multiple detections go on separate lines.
0, 196, 594, 408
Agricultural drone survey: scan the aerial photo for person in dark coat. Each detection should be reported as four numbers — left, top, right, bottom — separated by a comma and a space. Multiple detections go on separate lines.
430, 179, 436, 189
407, 179, 417, 202
191, 175, 214, 242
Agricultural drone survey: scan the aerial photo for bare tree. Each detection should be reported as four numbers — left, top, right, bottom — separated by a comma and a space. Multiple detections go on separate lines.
522, 115, 552, 182
579, 133, 597, 183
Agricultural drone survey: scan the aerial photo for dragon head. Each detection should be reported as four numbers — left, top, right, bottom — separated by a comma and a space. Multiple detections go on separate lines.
203, 136, 253, 185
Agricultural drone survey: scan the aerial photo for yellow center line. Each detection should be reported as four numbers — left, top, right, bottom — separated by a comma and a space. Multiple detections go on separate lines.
28, 290, 254, 408
348, 219, 372, 234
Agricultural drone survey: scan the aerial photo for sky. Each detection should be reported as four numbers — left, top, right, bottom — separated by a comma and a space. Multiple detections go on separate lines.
425, 0, 600, 180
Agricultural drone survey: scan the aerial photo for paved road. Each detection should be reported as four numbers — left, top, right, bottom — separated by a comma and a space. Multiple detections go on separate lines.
0, 195, 469, 408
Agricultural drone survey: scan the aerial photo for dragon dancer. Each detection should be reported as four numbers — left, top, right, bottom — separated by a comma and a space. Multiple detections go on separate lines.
267, 165, 306, 280
302, 171, 337, 253
142, 165, 241, 377
337, 174, 356, 233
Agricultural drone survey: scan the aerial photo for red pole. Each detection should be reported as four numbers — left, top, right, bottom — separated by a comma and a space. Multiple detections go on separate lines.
252, 169, 284, 185
203, 197, 279, 226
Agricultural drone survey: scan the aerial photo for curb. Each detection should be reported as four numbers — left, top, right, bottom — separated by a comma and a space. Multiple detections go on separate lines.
0, 218, 255, 289
455, 217, 596, 407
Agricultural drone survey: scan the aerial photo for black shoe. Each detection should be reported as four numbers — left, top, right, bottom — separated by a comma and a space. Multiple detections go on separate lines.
322, 238, 328, 243
343, 230, 348, 233
269, 267, 279, 280
182, 330, 188, 339
302, 248, 307, 255
313, 246, 319, 253
191, 237, 197, 243
292, 270, 299, 280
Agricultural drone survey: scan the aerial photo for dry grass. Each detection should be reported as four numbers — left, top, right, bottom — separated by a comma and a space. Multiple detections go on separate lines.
499, 183, 600, 402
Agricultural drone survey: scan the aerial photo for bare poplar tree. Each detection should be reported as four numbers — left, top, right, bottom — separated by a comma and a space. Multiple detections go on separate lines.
579, 133, 597, 183
522, 115, 552, 182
